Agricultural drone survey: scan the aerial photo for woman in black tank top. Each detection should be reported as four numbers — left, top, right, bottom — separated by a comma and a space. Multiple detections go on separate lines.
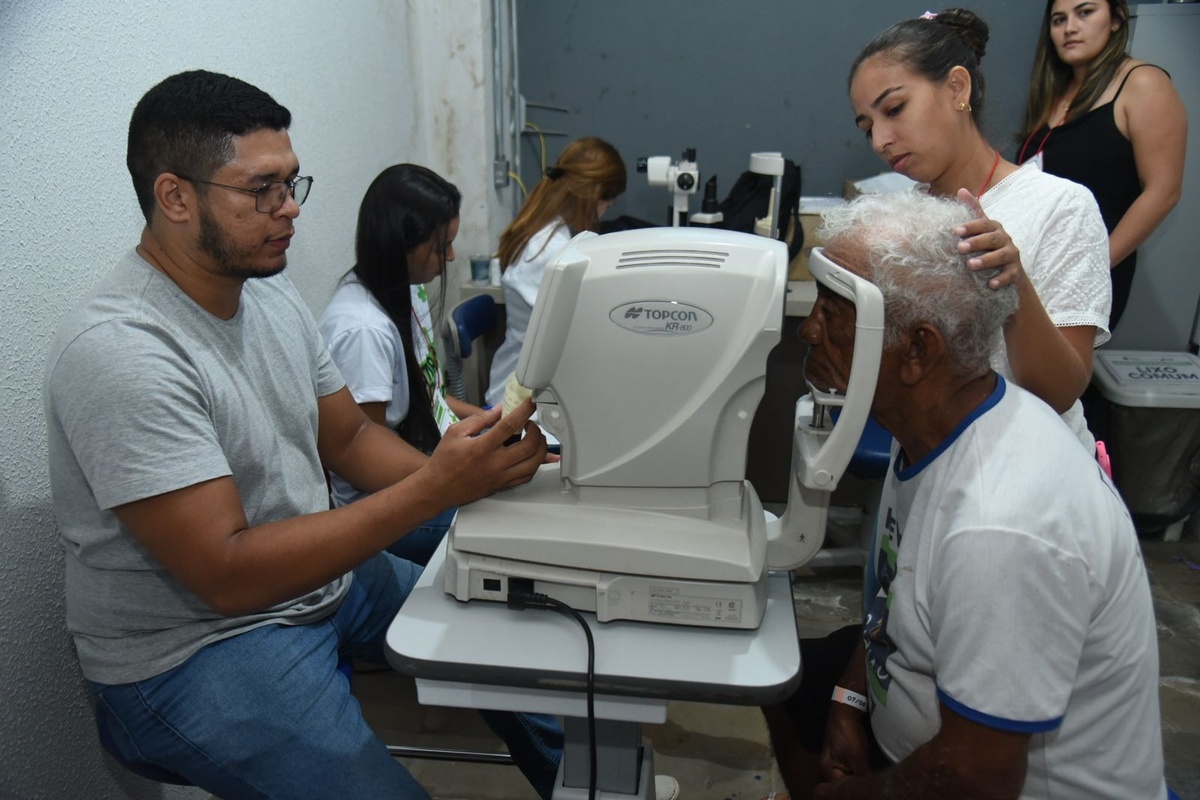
1017, 0, 1186, 331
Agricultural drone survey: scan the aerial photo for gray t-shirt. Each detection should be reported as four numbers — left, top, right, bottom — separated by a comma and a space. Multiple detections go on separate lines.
44, 250, 349, 684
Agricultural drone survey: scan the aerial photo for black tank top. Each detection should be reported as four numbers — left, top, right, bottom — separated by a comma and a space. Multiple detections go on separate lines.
1018, 65, 1168, 327
1018, 64, 1162, 235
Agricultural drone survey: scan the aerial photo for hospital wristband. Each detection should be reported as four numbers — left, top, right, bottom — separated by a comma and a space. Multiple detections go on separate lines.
831, 686, 868, 713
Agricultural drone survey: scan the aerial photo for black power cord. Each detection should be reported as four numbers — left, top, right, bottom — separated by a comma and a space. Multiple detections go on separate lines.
508, 583, 598, 800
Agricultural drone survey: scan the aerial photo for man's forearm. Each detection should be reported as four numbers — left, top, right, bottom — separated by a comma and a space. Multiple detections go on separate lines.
838, 639, 869, 694
818, 745, 1007, 800
818, 709, 1026, 800
819, 750, 1020, 800
329, 417, 429, 493
219, 464, 461, 612
112, 464, 455, 618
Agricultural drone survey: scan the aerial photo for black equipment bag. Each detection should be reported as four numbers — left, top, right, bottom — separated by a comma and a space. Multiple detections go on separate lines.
715, 159, 803, 260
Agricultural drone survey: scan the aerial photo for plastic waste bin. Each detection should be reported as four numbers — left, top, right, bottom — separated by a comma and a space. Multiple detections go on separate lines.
1090, 350, 1200, 539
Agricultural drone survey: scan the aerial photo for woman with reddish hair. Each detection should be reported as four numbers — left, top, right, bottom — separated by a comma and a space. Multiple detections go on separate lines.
485, 136, 626, 406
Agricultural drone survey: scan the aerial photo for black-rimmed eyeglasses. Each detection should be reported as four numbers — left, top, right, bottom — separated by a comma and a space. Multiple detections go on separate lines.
176, 174, 313, 214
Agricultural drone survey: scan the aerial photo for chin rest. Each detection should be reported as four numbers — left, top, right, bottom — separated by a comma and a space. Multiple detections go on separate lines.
808, 413, 893, 570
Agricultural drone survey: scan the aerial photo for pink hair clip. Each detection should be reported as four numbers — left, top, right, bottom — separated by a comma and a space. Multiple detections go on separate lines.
919, 10, 938, 19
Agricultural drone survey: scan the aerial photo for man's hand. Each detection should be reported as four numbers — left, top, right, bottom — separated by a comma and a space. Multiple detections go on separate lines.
820, 703, 872, 782
419, 399, 549, 507
955, 188, 1025, 290
812, 702, 1029, 800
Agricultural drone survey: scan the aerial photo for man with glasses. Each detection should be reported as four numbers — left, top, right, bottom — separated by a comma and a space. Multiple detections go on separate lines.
43, 70, 561, 799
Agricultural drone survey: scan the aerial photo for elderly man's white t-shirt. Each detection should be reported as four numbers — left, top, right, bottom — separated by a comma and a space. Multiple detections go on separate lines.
864, 378, 1164, 800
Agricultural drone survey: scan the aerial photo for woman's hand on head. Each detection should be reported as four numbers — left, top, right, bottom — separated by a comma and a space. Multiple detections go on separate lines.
955, 188, 1025, 289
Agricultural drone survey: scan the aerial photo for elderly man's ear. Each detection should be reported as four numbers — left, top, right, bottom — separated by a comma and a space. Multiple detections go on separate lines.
896, 322, 946, 386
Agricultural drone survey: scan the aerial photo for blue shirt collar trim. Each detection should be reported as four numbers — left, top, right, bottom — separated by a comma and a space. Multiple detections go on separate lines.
893, 375, 1007, 480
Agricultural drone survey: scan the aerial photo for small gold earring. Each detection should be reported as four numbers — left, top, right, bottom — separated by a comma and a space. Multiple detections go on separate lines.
957, 101, 972, 112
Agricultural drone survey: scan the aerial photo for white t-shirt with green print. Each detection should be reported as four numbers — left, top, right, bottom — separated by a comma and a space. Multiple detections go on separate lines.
317, 278, 457, 508
411, 283, 457, 436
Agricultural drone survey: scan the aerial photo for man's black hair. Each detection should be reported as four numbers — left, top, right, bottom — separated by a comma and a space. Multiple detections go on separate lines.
126, 70, 291, 223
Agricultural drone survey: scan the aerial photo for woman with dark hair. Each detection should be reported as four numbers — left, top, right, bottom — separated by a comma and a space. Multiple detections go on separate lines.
1017, 0, 1187, 330
484, 136, 626, 406
318, 164, 479, 564
317, 164, 564, 800
844, 7, 1111, 454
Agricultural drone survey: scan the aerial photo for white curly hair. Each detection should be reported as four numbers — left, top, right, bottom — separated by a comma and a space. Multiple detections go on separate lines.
818, 191, 1018, 377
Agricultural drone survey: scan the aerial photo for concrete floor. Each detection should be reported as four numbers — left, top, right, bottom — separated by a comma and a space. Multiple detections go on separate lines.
354, 535, 1200, 800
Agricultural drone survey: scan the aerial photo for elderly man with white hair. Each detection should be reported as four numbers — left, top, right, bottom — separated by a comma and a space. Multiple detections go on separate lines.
763, 192, 1166, 800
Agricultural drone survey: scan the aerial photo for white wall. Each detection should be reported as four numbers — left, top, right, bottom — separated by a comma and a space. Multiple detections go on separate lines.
0, 2, 507, 796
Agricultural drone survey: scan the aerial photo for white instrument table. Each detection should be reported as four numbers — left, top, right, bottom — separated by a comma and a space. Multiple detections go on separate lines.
386, 542, 801, 799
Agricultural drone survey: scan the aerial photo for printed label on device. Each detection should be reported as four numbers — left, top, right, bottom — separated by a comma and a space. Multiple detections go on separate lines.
647, 586, 742, 624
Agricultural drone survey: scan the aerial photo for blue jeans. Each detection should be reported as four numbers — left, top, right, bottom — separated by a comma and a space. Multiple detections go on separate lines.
387, 506, 457, 566
92, 552, 562, 799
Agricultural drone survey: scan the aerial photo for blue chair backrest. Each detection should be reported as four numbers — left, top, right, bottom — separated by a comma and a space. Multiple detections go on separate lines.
452, 294, 498, 360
